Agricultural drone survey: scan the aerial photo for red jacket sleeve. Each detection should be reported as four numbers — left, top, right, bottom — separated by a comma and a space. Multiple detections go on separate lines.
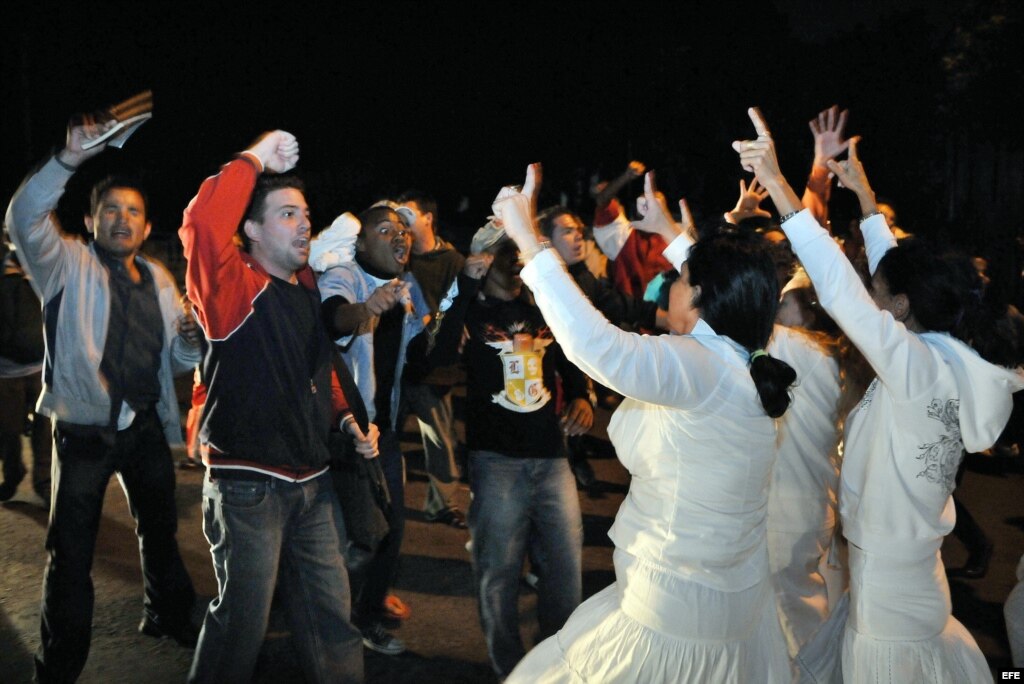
330, 368, 353, 428
178, 154, 269, 339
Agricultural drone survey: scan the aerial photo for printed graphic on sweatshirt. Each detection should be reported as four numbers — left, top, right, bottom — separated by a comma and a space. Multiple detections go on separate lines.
915, 398, 963, 494
482, 321, 553, 413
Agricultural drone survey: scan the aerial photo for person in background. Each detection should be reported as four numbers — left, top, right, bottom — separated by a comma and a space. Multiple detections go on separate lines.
0, 243, 51, 506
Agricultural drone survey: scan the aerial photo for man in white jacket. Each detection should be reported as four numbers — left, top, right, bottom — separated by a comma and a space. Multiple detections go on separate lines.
6, 114, 202, 682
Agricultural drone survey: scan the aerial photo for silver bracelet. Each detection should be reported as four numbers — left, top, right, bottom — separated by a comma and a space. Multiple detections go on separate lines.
859, 210, 882, 223
779, 211, 800, 224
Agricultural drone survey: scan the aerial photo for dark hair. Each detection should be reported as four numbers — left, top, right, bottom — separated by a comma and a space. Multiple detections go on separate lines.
876, 239, 1021, 367
687, 230, 796, 418
239, 173, 305, 249
874, 238, 967, 334
357, 205, 401, 232
396, 190, 437, 223
90, 175, 149, 217
537, 206, 579, 239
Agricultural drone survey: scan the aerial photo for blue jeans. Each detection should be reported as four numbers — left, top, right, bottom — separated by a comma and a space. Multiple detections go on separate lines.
188, 471, 363, 684
35, 408, 193, 684
349, 428, 405, 626
468, 451, 582, 679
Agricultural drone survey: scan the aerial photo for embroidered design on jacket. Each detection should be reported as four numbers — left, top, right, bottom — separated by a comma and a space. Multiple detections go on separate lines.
859, 377, 879, 410
915, 398, 963, 494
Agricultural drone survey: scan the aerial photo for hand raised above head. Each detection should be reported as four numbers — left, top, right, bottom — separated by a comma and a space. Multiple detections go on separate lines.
245, 130, 300, 173
492, 167, 543, 255
625, 160, 646, 179
826, 137, 877, 213
727, 178, 772, 223
59, 113, 117, 169
633, 172, 679, 241
809, 105, 851, 166
522, 162, 543, 203
732, 107, 782, 183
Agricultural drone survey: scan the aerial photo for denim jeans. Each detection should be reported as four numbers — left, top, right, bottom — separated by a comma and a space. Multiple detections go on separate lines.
35, 408, 194, 683
188, 471, 363, 684
349, 428, 405, 626
468, 450, 583, 679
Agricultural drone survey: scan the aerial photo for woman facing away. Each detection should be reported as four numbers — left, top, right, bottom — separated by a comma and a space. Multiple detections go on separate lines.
768, 269, 878, 660
495, 168, 796, 683
736, 107, 1024, 684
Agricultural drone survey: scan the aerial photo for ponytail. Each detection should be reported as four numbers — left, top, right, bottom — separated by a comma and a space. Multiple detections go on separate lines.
749, 351, 796, 418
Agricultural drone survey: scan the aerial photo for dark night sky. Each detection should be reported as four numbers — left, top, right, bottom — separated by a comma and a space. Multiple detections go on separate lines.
3, 1, 1019, 255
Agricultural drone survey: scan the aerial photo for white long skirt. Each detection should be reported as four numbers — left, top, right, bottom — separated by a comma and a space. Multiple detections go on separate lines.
797, 544, 993, 684
507, 549, 790, 683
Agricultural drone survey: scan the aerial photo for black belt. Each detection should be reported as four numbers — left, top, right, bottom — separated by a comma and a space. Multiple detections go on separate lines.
209, 468, 273, 483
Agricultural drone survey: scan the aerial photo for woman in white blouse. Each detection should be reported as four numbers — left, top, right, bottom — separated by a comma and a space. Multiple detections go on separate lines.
736, 108, 1023, 684
494, 171, 796, 683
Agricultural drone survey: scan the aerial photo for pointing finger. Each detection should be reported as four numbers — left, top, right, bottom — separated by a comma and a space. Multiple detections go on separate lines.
748, 107, 771, 138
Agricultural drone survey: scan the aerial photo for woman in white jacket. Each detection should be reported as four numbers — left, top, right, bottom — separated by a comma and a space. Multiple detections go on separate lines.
495, 170, 796, 683
736, 108, 1024, 684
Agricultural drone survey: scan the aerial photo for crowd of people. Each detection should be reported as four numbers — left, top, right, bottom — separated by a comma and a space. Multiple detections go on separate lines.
2, 101, 1022, 683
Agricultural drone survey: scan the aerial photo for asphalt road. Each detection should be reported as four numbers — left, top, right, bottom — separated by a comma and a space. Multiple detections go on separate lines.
1, 403, 1021, 683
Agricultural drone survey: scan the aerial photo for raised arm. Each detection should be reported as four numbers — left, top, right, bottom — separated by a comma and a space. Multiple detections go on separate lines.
496, 173, 719, 408
824, 137, 895, 274
5, 116, 115, 302
178, 131, 298, 338
801, 105, 851, 227
593, 160, 646, 210
734, 107, 933, 399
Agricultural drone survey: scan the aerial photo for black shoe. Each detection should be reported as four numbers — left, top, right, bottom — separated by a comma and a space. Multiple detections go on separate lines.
946, 541, 993, 580
139, 616, 199, 648
426, 507, 468, 530
361, 623, 405, 655
0, 461, 26, 501
0, 480, 18, 502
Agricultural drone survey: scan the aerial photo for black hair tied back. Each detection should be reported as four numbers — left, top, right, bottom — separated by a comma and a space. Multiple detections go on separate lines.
749, 352, 796, 418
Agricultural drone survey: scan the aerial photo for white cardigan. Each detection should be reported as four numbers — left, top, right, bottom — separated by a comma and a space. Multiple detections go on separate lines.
522, 248, 777, 592
781, 209, 1024, 560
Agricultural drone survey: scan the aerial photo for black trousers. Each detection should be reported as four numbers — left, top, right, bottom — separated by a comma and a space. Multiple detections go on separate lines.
35, 408, 195, 683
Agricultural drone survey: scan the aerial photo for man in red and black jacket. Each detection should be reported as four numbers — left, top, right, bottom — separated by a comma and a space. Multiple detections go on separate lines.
179, 131, 372, 683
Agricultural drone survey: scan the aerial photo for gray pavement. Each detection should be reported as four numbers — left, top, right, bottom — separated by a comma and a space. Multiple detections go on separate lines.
1, 405, 1021, 683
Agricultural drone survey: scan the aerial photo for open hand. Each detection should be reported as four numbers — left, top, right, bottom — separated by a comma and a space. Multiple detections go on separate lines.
810, 105, 851, 167
726, 178, 772, 222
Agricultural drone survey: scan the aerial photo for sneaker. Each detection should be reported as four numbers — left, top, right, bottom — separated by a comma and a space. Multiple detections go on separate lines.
425, 506, 468, 529
361, 623, 405, 655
